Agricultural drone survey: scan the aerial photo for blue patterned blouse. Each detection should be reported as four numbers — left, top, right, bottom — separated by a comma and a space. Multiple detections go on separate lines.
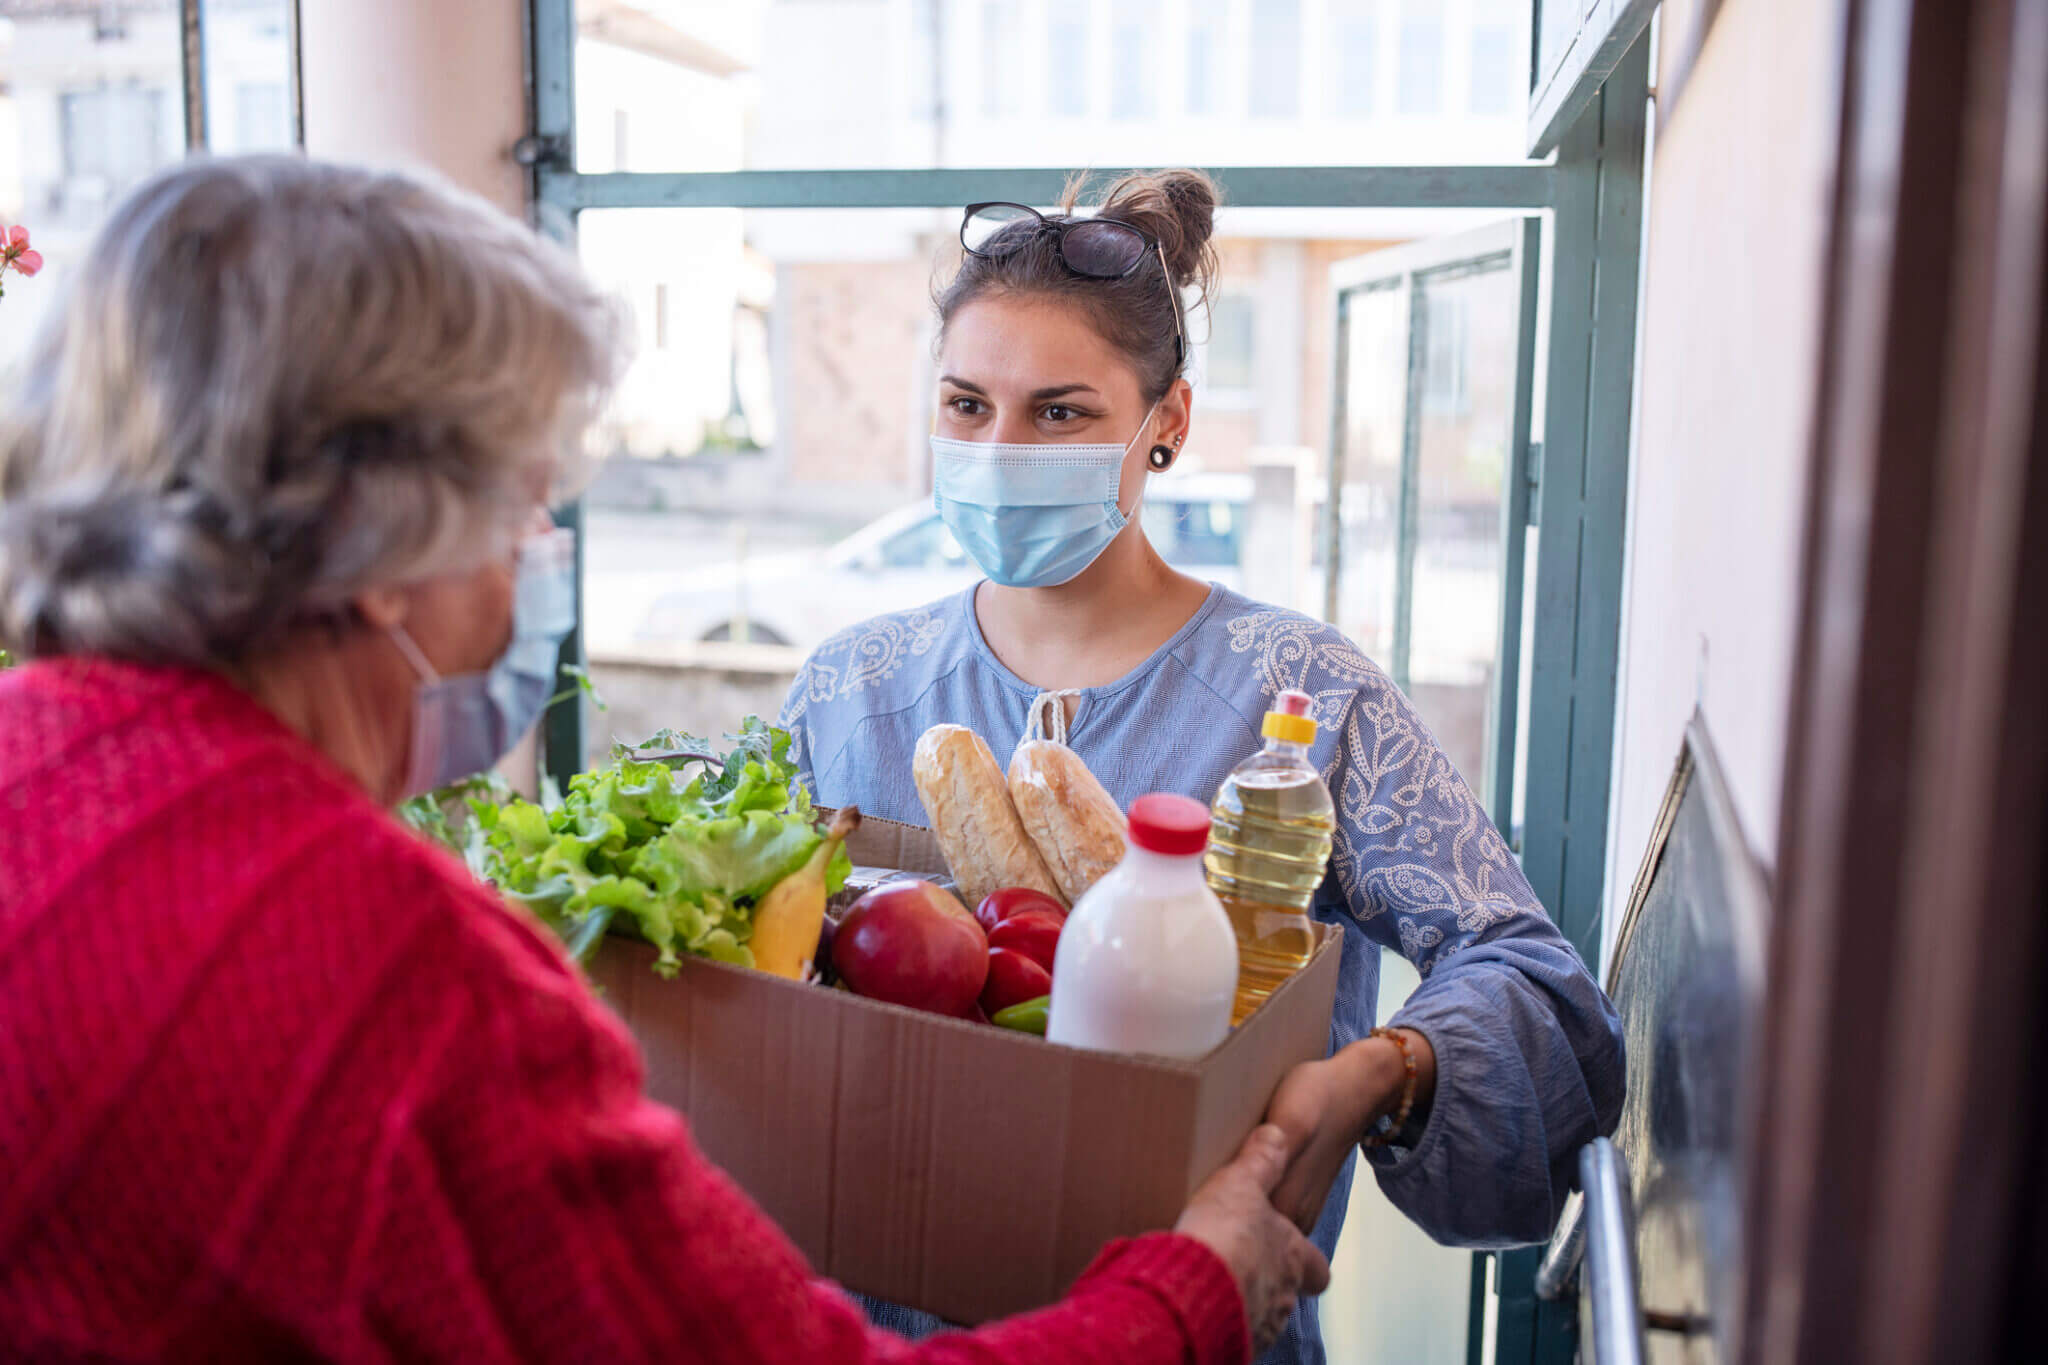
779, 583, 1624, 1365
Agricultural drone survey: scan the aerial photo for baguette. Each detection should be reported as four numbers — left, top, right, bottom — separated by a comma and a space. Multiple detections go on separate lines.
913, 724, 1067, 910
1008, 739, 1128, 903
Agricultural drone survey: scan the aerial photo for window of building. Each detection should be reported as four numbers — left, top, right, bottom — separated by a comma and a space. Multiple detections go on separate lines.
60, 87, 171, 187
907, 0, 941, 122
1397, 9, 1444, 115
980, 0, 1025, 119
1187, 0, 1226, 116
1469, 1, 1519, 116
1047, 0, 1090, 118
1110, 1, 1159, 122
1248, 0, 1301, 119
1326, 0, 1379, 119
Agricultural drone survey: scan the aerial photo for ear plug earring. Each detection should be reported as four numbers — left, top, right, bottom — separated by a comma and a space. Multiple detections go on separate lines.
1149, 445, 1176, 471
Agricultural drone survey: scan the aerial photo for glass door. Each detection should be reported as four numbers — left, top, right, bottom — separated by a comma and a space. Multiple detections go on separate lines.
1318, 219, 1543, 1365
1324, 219, 1541, 833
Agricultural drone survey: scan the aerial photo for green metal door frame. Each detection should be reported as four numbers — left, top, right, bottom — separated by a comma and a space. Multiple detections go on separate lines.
528, 0, 585, 786
1519, 32, 1650, 971
1488, 28, 1652, 1365
522, 8, 1648, 1363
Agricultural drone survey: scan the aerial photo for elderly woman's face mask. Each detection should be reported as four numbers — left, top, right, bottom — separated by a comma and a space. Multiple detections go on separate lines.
383, 528, 577, 797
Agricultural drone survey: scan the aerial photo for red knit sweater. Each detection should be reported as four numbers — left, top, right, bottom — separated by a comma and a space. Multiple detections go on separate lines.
0, 659, 1247, 1365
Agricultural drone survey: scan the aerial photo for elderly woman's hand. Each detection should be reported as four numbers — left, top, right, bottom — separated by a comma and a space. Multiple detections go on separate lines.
1174, 1124, 1332, 1354
1266, 1030, 1439, 1233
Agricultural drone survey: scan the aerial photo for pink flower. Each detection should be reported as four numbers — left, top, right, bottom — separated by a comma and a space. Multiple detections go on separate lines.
1, 224, 43, 278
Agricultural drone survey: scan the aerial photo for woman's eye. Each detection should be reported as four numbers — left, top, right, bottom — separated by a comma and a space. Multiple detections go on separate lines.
1043, 404, 1076, 422
947, 396, 983, 416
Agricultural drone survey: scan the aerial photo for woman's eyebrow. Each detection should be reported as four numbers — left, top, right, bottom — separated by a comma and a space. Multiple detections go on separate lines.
936, 377, 1102, 401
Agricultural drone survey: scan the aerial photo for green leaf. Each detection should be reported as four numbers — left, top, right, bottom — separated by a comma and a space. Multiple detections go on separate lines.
696, 928, 752, 967
552, 663, 609, 713
700, 717, 790, 808
561, 904, 620, 965
445, 722, 832, 977
611, 726, 717, 767
634, 810, 821, 912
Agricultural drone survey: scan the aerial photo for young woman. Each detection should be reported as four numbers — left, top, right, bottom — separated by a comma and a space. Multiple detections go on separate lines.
781, 170, 1625, 1365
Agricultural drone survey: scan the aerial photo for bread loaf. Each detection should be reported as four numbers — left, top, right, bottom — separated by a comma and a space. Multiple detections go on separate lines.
913, 724, 1067, 909
1008, 739, 1128, 903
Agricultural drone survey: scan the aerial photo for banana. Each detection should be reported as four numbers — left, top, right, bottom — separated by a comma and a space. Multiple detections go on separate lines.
752, 806, 861, 979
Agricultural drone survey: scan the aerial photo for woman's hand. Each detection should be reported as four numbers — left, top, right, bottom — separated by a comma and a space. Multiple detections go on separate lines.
1175, 1124, 1333, 1354
1266, 1031, 1438, 1232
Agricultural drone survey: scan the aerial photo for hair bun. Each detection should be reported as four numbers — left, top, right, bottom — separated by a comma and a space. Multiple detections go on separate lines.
0, 484, 292, 663
1072, 168, 1220, 303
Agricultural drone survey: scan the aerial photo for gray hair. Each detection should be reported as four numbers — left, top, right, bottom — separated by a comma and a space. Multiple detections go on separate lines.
0, 155, 624, 667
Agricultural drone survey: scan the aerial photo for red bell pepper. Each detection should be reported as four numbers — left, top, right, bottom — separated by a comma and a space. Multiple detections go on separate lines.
980, 947, 1054, 1017
974, 886, 1067, 937
986, 909, 1064, 974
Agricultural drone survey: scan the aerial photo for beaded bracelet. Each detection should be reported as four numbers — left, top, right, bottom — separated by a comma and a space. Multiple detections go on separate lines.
1360, 1026, 1419, 1150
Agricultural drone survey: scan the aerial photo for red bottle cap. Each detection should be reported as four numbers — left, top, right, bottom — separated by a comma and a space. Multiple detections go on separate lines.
1275, 690, 1313, 717
1127, 793, 1212, 857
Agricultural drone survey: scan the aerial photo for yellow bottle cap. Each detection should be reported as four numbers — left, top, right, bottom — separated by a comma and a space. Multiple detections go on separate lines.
1263, 712, 1317, 745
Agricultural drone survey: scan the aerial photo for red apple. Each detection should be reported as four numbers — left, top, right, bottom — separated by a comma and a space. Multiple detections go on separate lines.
974, 886, 1068, 937
980, 947, 1055, 1017
987, 909, 1064, 974
927, 885, 982, 928
833, 880, 989, 1017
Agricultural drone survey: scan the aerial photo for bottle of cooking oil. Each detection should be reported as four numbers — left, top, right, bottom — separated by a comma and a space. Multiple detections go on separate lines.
1205, 690, 1335, 1026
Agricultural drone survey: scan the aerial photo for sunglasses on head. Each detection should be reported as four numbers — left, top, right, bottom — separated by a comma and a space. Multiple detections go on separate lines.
959, 202, 1186, 365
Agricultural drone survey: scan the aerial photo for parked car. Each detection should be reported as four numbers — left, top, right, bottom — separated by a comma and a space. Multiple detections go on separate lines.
628, 475, 1257, 653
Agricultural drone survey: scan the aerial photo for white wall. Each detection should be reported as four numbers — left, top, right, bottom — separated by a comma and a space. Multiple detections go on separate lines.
1601, 0, 1837, 960
298, 0, 527, 217
749, 0, 1531, 172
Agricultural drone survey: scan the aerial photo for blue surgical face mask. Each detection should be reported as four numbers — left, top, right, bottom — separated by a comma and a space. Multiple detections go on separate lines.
931, 399, 1162, 589
387, 527, 577, 797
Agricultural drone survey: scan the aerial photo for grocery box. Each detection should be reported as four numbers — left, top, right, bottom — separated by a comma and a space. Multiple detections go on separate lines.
586, 813, 1343, 1326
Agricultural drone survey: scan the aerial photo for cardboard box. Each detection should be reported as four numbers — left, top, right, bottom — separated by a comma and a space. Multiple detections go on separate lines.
587, 815, 1342, 1325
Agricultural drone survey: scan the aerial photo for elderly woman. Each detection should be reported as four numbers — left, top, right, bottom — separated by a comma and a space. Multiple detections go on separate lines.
0, 157, 1325, 1364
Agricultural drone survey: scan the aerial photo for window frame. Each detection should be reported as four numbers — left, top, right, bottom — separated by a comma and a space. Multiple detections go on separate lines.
184, 0, 308, 153
1395, 5, 1447, 117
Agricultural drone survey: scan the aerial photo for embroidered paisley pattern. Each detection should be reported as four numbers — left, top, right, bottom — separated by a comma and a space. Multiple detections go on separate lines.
779, 607, 946, 774
1228, 606, 1530, 978
1397, 916, 1446, 963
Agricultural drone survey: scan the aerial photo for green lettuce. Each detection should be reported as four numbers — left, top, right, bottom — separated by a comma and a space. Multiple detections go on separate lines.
423, 719, 847, 975
396, 772, 510, 882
